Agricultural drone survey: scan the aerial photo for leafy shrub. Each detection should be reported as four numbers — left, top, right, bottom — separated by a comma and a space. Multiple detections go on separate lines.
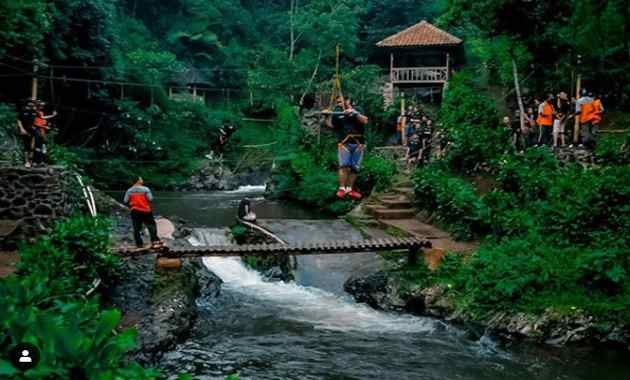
356, 154, 397, 192
49, 143, 83, 171
596, 131, 630, 166
0, 102, 21, 165
17, 216, 120, 294
413, 165, 489, 240
0, 277, 158, 379
576, 244, 629, 295
540, 165, 630, 247
495, 149, 561, 202
409, 151, 630, 320
439, 72, 509, 173
443, 122, 510, 173
0, 216, 158, 378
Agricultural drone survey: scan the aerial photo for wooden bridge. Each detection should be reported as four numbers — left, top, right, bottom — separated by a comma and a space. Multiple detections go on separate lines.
119, 237, 432, 265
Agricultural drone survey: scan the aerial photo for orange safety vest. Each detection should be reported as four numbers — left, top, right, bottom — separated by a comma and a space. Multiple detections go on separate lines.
34, 111, 47, 128
579, 100, 595, 123
536, 102, 554, 126
591, 99, 603, 124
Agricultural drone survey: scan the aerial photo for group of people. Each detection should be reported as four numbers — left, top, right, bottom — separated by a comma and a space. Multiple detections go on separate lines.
16, 99, 57, 168
398, 106, 435, 168
502, 89, 604, 151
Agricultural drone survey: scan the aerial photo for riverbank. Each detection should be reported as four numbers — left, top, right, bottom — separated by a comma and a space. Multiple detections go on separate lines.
345, 267, 630, 348
343, 207, 630, 349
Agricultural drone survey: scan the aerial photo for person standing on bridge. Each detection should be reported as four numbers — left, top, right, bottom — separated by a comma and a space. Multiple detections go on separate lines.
326, 97, 369, 200
124, 177, 161, 249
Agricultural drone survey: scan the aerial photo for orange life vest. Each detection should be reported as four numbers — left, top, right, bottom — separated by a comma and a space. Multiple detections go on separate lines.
591, 99, 603, 124
536, 102, 554, 126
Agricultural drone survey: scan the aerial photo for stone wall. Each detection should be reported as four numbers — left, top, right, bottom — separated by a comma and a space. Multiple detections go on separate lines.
0, 166, 82, 248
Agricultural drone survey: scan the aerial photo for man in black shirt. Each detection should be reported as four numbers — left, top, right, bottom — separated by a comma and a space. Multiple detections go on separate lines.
326, 97, 369, 200
554, 91, 571, 147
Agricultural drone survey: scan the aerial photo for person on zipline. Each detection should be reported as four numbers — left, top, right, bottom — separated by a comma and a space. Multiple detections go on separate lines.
123, 177, 161, 249
326, 96, 369, 200
206, 120, 237, 160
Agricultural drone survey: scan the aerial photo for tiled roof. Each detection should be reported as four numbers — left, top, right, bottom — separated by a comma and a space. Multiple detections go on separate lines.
376, 20, 462, 48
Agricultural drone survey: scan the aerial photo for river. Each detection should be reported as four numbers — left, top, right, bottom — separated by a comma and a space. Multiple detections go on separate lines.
147, 189, 628, 380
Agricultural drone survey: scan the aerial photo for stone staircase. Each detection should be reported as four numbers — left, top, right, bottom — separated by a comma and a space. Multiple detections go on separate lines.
365, 182, 416, 220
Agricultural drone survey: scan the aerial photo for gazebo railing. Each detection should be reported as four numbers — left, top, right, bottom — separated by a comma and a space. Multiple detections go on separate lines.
391, 67, 448, 84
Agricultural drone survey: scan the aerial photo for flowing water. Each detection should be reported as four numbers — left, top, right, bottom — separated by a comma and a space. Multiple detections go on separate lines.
153, 190, 628, 380
108, 186, 324, 227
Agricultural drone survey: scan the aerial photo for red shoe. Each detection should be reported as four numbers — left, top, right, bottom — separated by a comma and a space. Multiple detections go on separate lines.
336, 189, 347, 199
348, 190, 363, 200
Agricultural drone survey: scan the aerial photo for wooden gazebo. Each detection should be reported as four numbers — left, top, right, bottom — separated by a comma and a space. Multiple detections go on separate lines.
166, 67, 211, 103
376, 20, 463, 104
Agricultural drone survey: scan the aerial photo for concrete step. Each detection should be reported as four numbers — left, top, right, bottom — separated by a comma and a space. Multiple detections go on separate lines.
393, 187, 415, 198
366, 205, 416, 220
380, 198, 412, 209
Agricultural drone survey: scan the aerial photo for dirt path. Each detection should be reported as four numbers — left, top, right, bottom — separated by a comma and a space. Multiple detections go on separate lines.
380, 219, 478, 254
0, 251, 20, 278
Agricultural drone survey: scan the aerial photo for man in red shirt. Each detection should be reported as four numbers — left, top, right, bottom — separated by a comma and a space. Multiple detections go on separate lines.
123, 177, 160, 248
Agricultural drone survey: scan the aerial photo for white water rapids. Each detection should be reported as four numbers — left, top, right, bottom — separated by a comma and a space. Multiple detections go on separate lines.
189, 228, 439, 333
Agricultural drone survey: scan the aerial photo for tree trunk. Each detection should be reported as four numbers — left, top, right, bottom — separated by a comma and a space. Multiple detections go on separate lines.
511, 58, 525, 131
299, 49, 321, 106
289, 0, 298, 62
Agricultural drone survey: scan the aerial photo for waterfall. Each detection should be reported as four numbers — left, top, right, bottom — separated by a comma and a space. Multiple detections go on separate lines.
190, 227, 438, 333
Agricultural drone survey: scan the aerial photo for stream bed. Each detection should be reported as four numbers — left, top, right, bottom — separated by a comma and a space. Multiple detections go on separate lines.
149, 190, 629, 379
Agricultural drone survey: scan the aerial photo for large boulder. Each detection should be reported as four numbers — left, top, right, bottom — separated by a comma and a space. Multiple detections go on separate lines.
108, 255, 222, 366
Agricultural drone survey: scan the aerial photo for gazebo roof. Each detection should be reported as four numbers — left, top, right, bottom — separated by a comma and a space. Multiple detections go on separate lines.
166, 67, 211, 86
376, 20, 462, 48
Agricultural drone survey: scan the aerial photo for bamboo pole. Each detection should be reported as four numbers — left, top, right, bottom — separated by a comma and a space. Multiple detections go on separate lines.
31, 63, 38, 100
573, 55, 582, 145
512, 59, 526, 132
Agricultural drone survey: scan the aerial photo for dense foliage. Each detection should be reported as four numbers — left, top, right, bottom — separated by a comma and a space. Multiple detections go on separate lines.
438, 72, 510, 173
0, 217, 158, 378
409, 75, 630, 322
0, 0, 441, 189
438, 0, 630, 106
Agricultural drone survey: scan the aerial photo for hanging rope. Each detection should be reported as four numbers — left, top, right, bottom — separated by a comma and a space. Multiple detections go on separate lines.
328, 44, 344, 109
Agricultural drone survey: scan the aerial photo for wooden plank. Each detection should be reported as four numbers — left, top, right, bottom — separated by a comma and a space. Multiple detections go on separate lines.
120, 237, 432, 258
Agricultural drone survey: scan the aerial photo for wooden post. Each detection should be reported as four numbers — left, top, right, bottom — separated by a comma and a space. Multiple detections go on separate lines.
150, 87, 154, 105
400, 95, 406, 146
192, 85, 197, 99
31, 63, 38, 100
446, 53, 450, 80
168, 87, 173, 99
49, 66, 55, 104
390, 52, 394, 82
573, 55, 582, 145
